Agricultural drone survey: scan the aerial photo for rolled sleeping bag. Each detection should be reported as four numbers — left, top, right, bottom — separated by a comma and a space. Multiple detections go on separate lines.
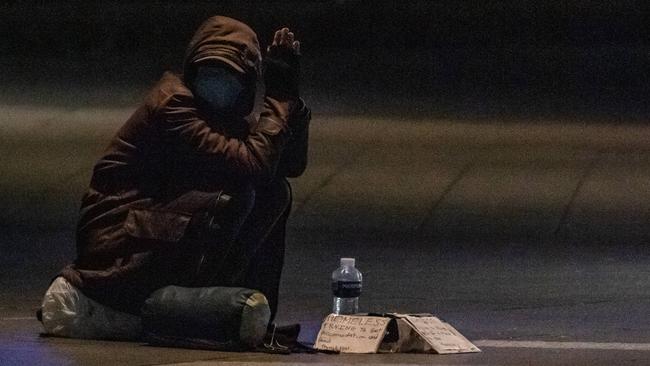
141, 286, 270, 349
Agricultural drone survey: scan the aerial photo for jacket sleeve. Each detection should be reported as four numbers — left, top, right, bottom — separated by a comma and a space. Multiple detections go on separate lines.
159, 91, 295, 182
276, 98, 311, 178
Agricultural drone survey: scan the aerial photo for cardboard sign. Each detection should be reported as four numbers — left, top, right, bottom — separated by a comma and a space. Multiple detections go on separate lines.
403, 315, 480, 354
314, 314, 390, 353
315, 313, 480, 354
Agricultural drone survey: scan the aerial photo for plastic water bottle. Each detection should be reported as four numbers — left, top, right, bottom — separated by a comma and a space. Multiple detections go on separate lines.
331, 257, 362, 315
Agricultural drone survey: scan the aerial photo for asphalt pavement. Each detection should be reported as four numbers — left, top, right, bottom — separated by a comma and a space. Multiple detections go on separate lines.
1, 102, 650, 365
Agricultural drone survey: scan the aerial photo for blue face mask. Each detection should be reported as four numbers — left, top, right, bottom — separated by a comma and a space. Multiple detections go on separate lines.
192, 65, 254, 118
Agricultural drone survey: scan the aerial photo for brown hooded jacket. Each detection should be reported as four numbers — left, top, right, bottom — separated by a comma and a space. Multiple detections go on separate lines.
60, 16, 311, 314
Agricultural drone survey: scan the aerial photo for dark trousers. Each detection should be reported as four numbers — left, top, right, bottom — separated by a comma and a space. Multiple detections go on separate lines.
197, 178, 292, 322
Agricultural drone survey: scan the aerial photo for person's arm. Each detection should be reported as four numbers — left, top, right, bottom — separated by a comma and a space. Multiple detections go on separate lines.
277, 98, 311, 177
263, 28, 311, 178
160, 91, 295, 182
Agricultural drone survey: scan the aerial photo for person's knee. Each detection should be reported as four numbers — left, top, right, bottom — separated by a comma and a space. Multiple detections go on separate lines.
269, 178, 292, 215
258, 178, 292, 223
228, 178, 291, 221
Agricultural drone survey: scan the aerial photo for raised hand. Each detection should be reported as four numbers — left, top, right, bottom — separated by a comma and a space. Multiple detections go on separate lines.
270, 27, 300, 55
264, 27, 301, 99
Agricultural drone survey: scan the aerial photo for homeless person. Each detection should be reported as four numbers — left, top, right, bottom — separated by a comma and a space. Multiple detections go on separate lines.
39, 16, 310, 347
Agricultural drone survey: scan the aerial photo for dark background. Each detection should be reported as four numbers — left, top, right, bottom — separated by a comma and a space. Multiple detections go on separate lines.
2, 1, 649, 118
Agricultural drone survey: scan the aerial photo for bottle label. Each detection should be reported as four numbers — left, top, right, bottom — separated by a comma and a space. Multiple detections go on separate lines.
332, 281, 362, 298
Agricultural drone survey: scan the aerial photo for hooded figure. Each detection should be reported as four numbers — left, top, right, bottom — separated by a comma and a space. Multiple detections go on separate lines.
52, 16, 310, 324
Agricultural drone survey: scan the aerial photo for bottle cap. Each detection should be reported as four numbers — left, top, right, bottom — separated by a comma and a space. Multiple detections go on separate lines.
340, 258, 355, 267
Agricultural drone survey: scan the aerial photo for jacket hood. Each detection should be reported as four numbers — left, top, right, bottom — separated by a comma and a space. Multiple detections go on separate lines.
183, 16, 262, 85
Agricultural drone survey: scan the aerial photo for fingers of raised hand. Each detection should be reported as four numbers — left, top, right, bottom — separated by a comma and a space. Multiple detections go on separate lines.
272, 28, 293, 45
270, 28, 300, 55
278, 28, 290, 46
273, 29, 283, 46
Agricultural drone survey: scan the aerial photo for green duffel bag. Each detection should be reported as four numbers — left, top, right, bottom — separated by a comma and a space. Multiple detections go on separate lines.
141, 285, 271, 350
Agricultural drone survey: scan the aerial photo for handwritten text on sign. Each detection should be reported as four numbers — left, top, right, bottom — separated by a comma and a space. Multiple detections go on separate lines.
314, 314, 390, 353
405, 316, 480, 354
